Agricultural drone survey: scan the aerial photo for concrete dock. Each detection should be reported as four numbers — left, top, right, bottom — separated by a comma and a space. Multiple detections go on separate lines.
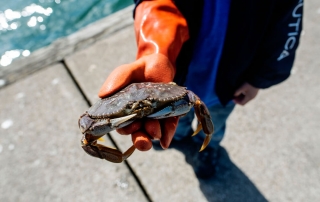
0, 1, 319, 202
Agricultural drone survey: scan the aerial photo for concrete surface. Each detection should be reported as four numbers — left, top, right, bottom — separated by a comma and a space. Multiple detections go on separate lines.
65, 25, 210, 201
1, 1, 320, 202
65, 25, 137, 104
221, 2, 320, 200
64, 1, 320, 201
0, 64, 148, 202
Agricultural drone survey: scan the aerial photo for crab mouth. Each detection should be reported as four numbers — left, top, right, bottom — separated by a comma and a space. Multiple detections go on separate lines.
81, 136, 89, 146
78, 114, 94, 134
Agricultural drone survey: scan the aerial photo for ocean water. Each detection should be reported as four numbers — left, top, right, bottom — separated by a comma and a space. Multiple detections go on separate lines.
0, 0, 132, 67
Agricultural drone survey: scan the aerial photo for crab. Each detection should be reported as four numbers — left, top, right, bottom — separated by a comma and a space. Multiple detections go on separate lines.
79, 82, 214, 163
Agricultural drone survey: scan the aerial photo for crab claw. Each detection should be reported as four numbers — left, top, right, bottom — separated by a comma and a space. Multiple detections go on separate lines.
192, 123, 212, 152
193, 99, 214, 151
79, 113, 137, 136
187, 90, 214, 152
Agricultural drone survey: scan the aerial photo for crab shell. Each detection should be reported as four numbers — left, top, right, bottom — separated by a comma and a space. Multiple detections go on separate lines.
88, 82, 187, 119
79, 82, 190, 135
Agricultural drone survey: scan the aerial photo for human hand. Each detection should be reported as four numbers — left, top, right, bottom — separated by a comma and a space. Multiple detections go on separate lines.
99, 54, 175, 98
98, 0, 188, 152
233, 82, 259, 105
99, 53, 179, 151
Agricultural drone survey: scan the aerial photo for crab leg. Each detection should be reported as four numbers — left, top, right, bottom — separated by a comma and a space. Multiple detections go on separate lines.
81, 134, 136, 163
187, 91, 214, 151
95, 144, 136, 163
192, 122, 203, 137
147, 99, 191, 119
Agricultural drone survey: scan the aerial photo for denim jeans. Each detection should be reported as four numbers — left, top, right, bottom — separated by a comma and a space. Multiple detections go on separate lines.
174, 101, 235, 149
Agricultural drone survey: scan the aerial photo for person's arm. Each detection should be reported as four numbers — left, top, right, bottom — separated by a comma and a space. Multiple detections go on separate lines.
234, 0, 303, 105
247, 0, 303, 89
99, 0, 189, 150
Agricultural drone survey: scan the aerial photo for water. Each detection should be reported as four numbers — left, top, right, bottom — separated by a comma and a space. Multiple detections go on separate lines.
0, 0, 132, 67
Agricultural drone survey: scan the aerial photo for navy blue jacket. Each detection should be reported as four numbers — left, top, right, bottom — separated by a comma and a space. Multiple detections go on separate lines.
134, 0, 303, 105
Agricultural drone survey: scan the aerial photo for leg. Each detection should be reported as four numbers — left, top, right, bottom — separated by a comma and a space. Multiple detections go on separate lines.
186, 101, 235, 178
81, 134, 136, 163
193, 101, 235, 149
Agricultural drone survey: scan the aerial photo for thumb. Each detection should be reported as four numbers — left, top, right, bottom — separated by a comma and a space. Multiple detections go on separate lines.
234, 85, 245, 97
98, 59, 145, 98
99, 54, 175, 98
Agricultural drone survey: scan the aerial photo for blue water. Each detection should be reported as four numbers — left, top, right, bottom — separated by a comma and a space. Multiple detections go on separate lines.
0, 0, 132, 67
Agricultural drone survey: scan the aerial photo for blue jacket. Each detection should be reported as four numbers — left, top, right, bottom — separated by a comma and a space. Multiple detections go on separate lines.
134, 0, 303, 105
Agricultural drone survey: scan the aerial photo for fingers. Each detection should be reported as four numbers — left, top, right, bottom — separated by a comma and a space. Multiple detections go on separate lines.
233, 93, 248, 105
144, 119, 161, 139
132, 131, 153, 151
118, 117, 179, 151
132, 117, 179, 150
233, 85, 246, 105
233, 86, 244, 98
128, 119, 161, 151
233, 82, 259, 106
117, 121, 142, 135
117, 119, 160, 151
159, 117, 179, 149
117, 120, 153, 152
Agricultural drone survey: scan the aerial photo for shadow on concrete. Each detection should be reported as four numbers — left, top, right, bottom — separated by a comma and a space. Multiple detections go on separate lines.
153, 139, 267, 202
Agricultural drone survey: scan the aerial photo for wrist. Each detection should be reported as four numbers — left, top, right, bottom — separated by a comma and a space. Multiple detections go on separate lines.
134, 0, 189, 66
